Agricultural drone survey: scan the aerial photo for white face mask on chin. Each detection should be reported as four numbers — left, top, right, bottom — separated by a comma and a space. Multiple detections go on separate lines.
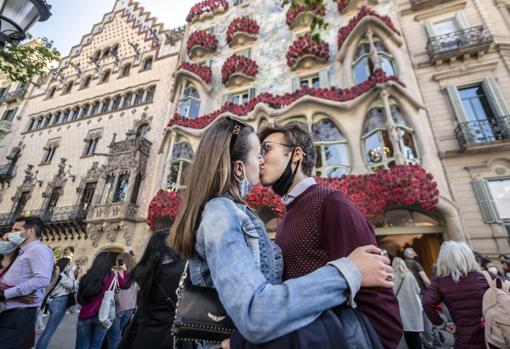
236, 164, 253, 198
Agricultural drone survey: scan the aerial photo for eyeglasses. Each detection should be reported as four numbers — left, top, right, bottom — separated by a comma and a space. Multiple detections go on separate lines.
260, 141, 294, 156
225, 116, 250, 151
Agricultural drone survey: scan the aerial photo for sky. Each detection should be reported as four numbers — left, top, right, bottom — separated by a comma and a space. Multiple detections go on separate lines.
30, 0, 198, 56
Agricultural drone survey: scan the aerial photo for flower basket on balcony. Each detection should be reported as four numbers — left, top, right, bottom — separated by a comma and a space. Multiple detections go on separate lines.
222, 55, 259, 86
186, 0, 229, 23
286, 34, 330, 69
187, 30, 218, 58
337, 6, 401, 49
179, 62, 212, 84
146, 189, 182, 231
286, 4, 326, 29
227, 17, 260, 47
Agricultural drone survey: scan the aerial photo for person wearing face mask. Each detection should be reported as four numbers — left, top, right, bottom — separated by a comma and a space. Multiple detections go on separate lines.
258, 122, 403, 349
0, 216, 54, 349
170, 116, 395, 349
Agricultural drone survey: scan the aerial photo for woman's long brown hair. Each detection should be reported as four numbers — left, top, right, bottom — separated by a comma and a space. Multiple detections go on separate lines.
170, 117, 253, 259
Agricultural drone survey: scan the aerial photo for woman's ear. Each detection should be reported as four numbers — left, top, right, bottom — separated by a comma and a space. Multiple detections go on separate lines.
232, 161, 244, 179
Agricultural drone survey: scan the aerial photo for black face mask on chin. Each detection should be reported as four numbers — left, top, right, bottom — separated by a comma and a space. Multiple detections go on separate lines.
272, 149, 301, 197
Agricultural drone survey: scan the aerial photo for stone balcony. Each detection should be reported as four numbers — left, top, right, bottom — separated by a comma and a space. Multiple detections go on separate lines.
86, 202, 138, 223
426, 25, 493, 64
0, 88, 27, 104
0, 120, 13, 135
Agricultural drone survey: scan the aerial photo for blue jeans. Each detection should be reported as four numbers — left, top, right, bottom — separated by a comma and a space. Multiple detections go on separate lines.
35, 296, 69, 349
106, 309, 135, 349
75, 316, 109, 349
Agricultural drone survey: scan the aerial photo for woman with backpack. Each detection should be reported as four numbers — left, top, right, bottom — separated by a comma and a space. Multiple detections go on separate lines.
76, 252, 128, 349
422, 241, 502, 349
35, 257, 77, 349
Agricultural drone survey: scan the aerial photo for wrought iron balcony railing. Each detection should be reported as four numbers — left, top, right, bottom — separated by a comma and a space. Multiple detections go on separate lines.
0, 212, 17, 227
0, 88, 28, 104
455, 116, 510, 148
0, 163, 15, 181
426, 26, 492, 63
410, 0, 455, 11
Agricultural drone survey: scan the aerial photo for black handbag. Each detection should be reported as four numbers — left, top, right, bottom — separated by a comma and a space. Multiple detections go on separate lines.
66, 291, 77, 308
172, 261, 236, 344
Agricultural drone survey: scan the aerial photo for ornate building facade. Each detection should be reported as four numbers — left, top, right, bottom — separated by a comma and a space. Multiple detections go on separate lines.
153, 0, 460, 273
0, 0, 184, 266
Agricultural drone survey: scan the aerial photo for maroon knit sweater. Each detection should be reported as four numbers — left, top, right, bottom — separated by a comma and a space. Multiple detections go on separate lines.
276, 184, 403, 349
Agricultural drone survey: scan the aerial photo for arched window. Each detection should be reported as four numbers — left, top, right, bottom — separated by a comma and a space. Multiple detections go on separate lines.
142, 57, 153, 71
167, 142, 193, 190
100, 69, 111, 83
70, 108, 80, 121
352, 35, 396, 84
92, 50, 101, 61
48, 86, 56, 98
362, 101, 419, 171
134, 89, 144, 105
64, 81, 73, 94
91, 102, 100, 116
136, 123, 150, 140
120, 63, 131, 77
101, 98, 111, 113
145, 86, 156, 103
111, 96, 121, 111
80, 104, 90, 118
82, 76, 92, 88
179, 82, 200, 119
61, 110, 70, 123
312, 118, 351, 177
123, 93, 133, 108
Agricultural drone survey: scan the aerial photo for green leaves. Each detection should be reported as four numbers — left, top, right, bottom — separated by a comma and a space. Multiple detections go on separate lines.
0, 34, 60, 83
282, 0, 332, 43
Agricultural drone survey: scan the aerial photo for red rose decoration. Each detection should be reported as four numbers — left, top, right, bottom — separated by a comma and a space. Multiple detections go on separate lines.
286, 34, 330, 68
221, 55, 259, 84
187, 30, 218, 57
146, 189, 182, 231
226, 17, 260, 45
337, 0, 350, 12
286, 4, 326, 28
186, 0, 229, 23
179, 62, 212, 84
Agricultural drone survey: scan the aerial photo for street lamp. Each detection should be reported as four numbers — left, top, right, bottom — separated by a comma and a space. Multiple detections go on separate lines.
0, 0, 52, 46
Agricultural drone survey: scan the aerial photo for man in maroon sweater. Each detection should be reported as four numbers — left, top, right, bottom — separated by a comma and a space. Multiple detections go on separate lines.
259, 122, 403, 349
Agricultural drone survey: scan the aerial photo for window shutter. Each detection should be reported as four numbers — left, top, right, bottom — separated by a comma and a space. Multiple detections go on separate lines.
446, 85, 468, 122
204, 58, 212, 67
9, 108, 18, 121
248, 87, 257, 100
319, 69, 330, 89
208, 25, 216, 34
292, 77, 301, 92
482, 78, 510, 117
472, 180, 500, 224
455, 12, 470, 30
424, 21, 436, 38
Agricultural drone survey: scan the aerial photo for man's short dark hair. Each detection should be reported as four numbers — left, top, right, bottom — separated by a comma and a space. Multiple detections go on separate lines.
258, 122, 316, 177
15, 216, 44, 238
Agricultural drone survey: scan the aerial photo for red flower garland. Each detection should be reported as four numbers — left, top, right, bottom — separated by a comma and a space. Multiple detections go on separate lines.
146, 189, 182, 231
337, 0, 350, 12
186, 0, 229, 23
147, 165, 439, 226
221, 55, 259, 84
338, 6, 401, 49
286, 34, 330, 68
169, 69, 405, 129
286, 4, 326, 27
187, 30, 218, 56
226, 17, 260, 45
179, 62, 212, 84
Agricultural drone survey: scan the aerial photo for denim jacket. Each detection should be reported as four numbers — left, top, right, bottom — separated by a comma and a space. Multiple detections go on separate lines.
190, 196, 361, 344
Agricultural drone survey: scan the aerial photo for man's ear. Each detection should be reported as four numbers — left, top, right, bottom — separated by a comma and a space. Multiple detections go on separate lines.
292, 147, 304, 163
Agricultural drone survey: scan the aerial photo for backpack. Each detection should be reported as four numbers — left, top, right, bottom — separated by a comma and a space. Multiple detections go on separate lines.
481, 271, 510, 348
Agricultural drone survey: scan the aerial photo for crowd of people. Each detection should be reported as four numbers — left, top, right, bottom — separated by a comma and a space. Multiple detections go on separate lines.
0, 119, 508, 349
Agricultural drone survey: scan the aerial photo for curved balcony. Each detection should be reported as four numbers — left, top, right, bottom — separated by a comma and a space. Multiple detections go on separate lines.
186, 30, 218, 59
286, 35, 329, 70
221, 55, 259, 87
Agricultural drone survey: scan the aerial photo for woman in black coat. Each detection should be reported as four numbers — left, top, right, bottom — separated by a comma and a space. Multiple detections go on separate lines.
118, 230, 192, 349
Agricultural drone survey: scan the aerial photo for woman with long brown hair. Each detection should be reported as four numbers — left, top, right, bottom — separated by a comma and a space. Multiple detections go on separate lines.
170, 116, 394, 348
